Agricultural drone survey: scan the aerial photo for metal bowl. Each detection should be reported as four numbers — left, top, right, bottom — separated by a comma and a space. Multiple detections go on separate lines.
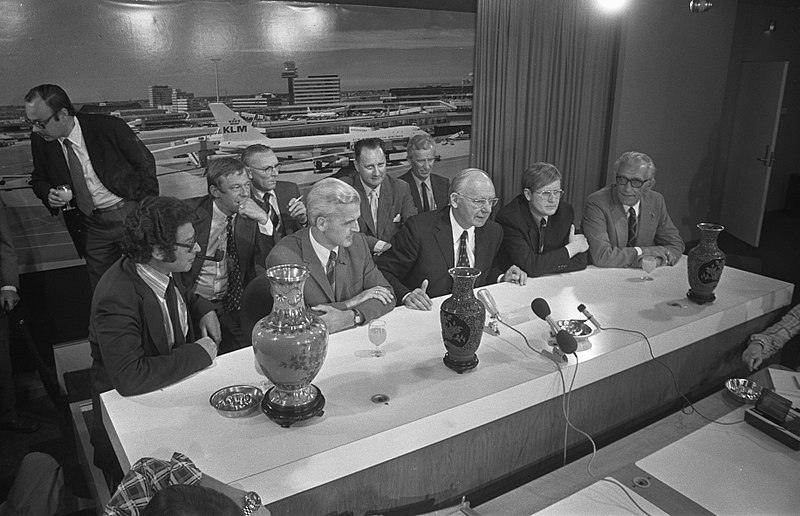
209, 385, 263, 418
724, 378, 762, 403
555, 319, 597, 340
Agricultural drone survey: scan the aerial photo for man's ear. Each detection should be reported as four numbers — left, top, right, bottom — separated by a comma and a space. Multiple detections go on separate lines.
523, 188, 532, 202
152, 246, 166, 262
209, 184, 220, 199
449, 192, 459, 207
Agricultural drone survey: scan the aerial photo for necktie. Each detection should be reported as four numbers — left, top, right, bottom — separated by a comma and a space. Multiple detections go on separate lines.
421, 182, 430, 212
456, 230, 470, 267
165, 276, 185, 348
368, 189, 379, 227
263, 192, 281, 237
63, 140, 94, 215
538, 218, 547, 254
326, 250, 337, 289
222, 215, 242, 313
627, 207, 638, 247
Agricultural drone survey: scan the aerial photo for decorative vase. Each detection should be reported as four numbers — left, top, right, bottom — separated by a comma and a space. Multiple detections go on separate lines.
440, 267, 486, 373
687, 223, 726, 305
252, 264, 328, 427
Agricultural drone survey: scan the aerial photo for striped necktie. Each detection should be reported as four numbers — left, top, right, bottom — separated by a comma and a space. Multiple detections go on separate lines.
627, 207, 638, 247
456, 231, 470, 267
222, 215, 242, 313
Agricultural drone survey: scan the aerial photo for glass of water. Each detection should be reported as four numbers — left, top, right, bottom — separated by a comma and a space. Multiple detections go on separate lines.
368, 319, 387, 357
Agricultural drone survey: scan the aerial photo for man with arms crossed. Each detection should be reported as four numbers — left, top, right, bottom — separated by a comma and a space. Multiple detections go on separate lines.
399, 133, 450, 213
90, 196, 220, 485
266, 178, 394, 333
25, 84, 158, 290
582, 151, 684, 268
377, 168, 527, 311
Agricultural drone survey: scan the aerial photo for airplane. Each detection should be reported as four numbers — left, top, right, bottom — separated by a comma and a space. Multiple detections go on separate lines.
0, 134, 16, 147
438, 130, 466, 145
208, 103, 428, 155
305, 106, 341, 119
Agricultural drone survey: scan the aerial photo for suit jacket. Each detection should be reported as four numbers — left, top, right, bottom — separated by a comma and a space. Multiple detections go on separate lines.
398, 170, 450, 213
265, 229, 394, 322
495, 194, 587, 277
376, 206, 504, 301
582, 185, 684, 268
0, 197, 19, 290
252, 181, 304, 274
181, 195, 259, 295
343, 174, 417, 250
29, 113, 158, 254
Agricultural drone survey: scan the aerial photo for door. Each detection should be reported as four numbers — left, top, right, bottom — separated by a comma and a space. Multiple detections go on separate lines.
720, 61, 788, 247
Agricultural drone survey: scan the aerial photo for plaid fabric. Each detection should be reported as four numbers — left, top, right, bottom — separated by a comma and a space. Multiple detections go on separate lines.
750, 304, 800, 359
104, 452, 202, 516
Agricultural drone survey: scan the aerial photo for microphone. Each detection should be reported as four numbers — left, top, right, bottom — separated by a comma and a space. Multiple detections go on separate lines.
577, 303, 601, 330
201, 249, 225, 262
477, 289, 502, 322
531, 298, 578, 354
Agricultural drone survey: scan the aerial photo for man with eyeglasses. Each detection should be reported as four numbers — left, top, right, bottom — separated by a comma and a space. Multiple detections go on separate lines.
89, 196, 221, 486
496, 162, 588, 277
377, 168, 527, 311
399, 133, 450, 213
343, 137, 417, 255
240, 144, 306, 273
582, 151, 684, 268
181, 157, 267, 353
24, 84, 158, 291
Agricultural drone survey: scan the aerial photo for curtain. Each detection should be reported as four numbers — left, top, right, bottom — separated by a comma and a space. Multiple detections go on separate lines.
472, 0, 621, 222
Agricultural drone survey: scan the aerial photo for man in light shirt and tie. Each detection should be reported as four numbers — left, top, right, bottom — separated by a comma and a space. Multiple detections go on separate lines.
399, 133, 450, 213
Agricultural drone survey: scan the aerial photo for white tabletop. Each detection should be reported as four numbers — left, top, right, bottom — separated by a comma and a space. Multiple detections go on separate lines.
101, 257, 793, 504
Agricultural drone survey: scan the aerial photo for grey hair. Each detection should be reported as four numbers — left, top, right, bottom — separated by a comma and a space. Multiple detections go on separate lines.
614, 151, 656, 179
307, 178, 361, 223
240, 144, 274, 167
449, 168, 492, 196
407, 133, 436, 154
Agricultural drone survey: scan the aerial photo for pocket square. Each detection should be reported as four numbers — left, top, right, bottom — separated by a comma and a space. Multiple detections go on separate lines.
393, 214, 401, 223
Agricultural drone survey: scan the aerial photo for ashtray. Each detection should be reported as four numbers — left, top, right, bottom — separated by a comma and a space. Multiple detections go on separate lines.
724, 378, 762, 403
555, 319, 598, 340
209, 385, 263, 418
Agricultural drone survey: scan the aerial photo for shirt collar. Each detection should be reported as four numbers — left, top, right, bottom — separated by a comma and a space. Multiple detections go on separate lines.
622, 200, 641, 216
359, 177, 381, 197
60, 116, 84, 148
309, 229, 339, 269
448, 207, 475, 243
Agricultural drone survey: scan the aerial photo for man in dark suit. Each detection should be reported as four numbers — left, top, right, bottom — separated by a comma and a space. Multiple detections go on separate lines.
0, 197, 38, 434
25, 84, 158, 291
496, 162, 588, 277
377, 168, 527, 311
182, 157, 266, 353
582, 151, 684, 268
240, 144, 306, 273
342, 138, 416, 255
265, 178, 394, 333
90, 196, 220, 484
398, 134, 450, 213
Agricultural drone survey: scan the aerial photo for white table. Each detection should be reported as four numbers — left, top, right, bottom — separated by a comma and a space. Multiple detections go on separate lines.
101, 257, 793, 514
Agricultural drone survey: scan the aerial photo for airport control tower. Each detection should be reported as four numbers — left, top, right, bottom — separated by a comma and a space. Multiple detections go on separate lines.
282, 61, 298, 104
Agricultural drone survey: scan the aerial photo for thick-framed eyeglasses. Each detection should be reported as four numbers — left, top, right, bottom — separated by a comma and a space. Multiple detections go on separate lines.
533, 189, 564, 200
455, 193, 499, 209
26, 112, 57, 130
248, 164, 280, 176
174, 238, 197, 250
615, 176, 650, 188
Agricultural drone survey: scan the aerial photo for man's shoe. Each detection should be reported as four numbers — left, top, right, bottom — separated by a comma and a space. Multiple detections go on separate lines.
0, 418, 40, 433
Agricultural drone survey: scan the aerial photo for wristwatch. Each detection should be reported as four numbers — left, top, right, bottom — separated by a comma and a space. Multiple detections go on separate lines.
242, 491, 261, 516
352, 308, 366, 326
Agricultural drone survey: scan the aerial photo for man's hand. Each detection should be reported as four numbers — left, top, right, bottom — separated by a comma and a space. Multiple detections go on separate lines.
373, 240, 392, 256
238, 198, 268, 224
639, 246, 671, 265
742, 342, 765, 371
195, 336, 218, 361
565, 224, 589, 258
404, 279, 432, 311
0, 290, 20, 312
287, 197, 307, 225
47, 188, 67, 209
198, 311, 222, 345
502, 265, 527, 285
311, 305, 355, 333
344, 286, 394, 309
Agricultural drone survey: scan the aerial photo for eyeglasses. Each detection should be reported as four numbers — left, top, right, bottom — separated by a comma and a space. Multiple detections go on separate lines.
175, 238, 197, 250
533, 189, 564, 200
455, 193, 499, 209
26, 112, 57, 130
615, 176, 650, 189
248, 164, 280, 176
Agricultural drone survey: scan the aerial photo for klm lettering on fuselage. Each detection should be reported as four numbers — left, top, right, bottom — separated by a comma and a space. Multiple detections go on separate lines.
223, 119, 248, 134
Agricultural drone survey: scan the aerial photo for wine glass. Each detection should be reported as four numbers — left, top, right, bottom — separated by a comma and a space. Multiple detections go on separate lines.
54, 184, 74, 211
368, 319, 387, 357
640, 255, 658, 281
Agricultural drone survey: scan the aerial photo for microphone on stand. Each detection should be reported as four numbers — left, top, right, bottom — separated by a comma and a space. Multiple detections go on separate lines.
531, 298, 578, 354
477, 289, 502, 322
577, 303, 602, 330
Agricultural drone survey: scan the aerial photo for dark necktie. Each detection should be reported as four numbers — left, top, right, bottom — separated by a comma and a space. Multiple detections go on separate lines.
264, 192, 281, 237
456, 230, 470, 267
222, 215, 242, 313
326, 250, 337, 288
421, 181, 430, 212
538, 217, 547, 254
165, 276, 185, 348
63, 140, 94, 215
627, 207, 638, 247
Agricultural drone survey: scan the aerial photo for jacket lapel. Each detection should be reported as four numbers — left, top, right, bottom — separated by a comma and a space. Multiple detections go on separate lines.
124, 259, 171, 355
301, 231, 335, 303
376, 178, 394, 237
433, 208, 455, 269
353, 179, 376, 236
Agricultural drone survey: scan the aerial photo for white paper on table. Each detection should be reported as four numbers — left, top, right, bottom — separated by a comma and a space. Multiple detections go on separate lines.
534, 478, 666, 516
768, 368, 800, 407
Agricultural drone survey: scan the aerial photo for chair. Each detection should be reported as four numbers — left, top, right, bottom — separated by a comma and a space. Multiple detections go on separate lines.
240, 275, 274, 342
